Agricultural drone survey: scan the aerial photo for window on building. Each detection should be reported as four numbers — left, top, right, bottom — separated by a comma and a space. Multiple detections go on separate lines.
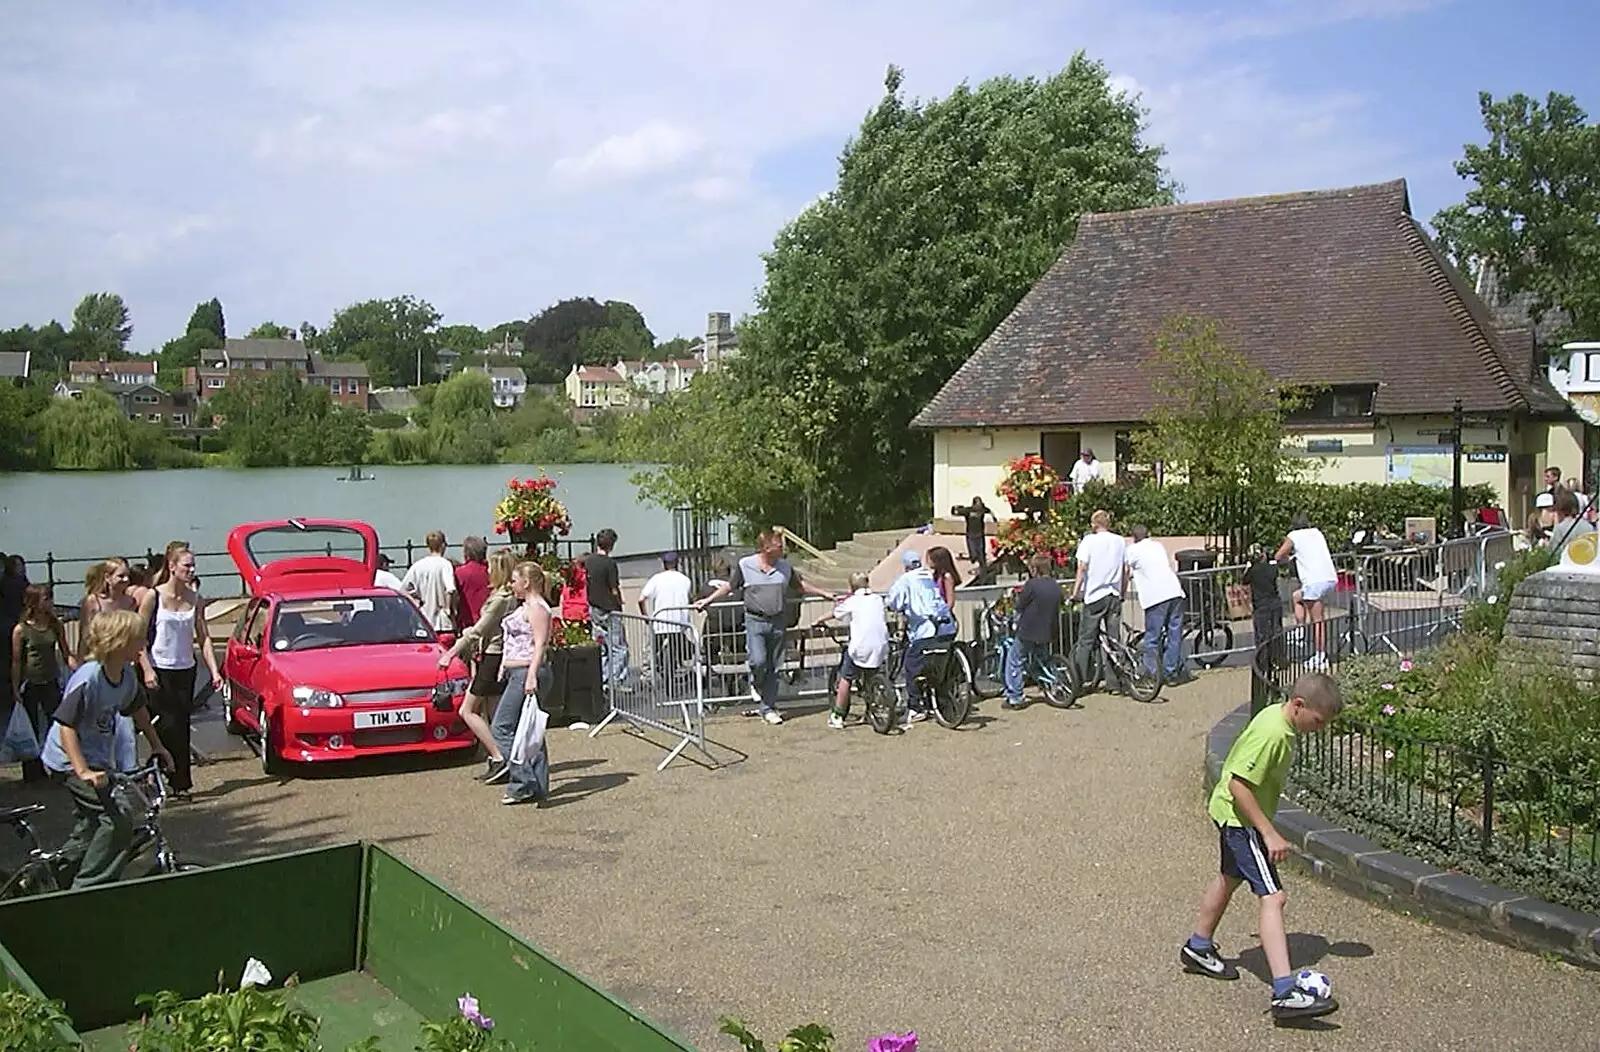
206, 378, 225, 389
146, 412, 162, 422
253, 360, 268, 370
1285, 383, 1377, 423
1587, 353, 1600, 384
134, 393, 159, 404
172, 413, 188, 426
329, 379, 342, 394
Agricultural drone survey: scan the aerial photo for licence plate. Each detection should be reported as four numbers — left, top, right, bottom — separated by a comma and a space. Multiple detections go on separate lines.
352, 707, 426, 730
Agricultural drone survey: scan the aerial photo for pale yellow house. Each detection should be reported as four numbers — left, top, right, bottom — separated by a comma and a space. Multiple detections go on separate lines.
563, 363, 633, 411
914, 180, 1586, 526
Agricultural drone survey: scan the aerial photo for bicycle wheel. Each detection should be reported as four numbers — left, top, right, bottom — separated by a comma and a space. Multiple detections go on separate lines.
971, 643, 1003, 700
932, 666, 973, 729
1189, 622, 1234, 669
1110, 642, 1164, 703
0, 862, 58, 901
863, 673, 895, 735
1040, 655, 1079, 709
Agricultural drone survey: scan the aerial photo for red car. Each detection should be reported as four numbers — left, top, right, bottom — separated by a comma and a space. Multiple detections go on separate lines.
222, 518, 474, 775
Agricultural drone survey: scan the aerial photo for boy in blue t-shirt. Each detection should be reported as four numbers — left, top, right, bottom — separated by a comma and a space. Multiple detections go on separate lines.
41, 608, 173, 888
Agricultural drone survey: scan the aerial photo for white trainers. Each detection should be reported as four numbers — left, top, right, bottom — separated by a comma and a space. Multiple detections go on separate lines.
827, 713, 845, 730
762, 709, 784, 725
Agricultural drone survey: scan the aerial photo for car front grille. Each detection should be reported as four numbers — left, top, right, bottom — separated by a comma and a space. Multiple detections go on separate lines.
342, 687, 431, 705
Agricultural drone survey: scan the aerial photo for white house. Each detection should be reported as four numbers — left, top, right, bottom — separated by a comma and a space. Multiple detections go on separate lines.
615, 358, 701, 396
1550, 342, 1600, 485
466, 364, 527, 408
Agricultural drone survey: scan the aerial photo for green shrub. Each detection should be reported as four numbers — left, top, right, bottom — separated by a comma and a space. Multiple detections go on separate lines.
0, 989, 77, 1051
1461, 545, 1555, 640
367, 410, 409, 430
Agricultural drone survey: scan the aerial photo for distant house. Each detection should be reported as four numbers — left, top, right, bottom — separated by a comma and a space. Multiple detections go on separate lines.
564, 363, 633, 415
307, 356, 371, 411
465, 364, 527, 408
56, 380, 193, 428
68, 358, 157, 386
183, 363, 232, 403
914, 179, 1583, 525
616, 358, 702, 396
435, 348, 460, 378
220, 337, 312, 373
0, 350, 28, 383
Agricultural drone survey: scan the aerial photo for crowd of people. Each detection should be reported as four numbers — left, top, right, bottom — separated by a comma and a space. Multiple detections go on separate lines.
1522, 465, 1596, 556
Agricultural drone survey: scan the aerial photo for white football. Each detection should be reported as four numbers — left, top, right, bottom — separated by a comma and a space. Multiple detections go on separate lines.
1295, 969, 1332, 998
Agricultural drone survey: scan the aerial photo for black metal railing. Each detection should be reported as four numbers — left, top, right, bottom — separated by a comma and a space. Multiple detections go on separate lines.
1250, 608, 1600, 912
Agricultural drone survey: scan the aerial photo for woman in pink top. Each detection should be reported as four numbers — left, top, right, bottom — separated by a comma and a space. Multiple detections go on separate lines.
490, 562, 553, 807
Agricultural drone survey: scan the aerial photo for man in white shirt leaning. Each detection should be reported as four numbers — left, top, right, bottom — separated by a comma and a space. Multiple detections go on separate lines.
1123, 525, 1193, 685
638, 551, 694, 687
1275, 512, 1338, 670
402, 530, 458, 632
1068, 448, 1102, 491
1072, 509, 1125, 692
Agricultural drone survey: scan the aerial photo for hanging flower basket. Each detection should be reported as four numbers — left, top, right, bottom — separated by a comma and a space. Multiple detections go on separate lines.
493, 475, 572, 546
997, 454, 1068, 519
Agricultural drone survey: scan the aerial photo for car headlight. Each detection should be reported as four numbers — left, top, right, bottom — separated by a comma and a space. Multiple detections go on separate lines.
291, 686, 346, 708
439, 677, 470, 697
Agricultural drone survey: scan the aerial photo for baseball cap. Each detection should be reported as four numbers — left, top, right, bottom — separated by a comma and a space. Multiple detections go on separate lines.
1535, 492, 1555, 509
661, 550, 679, 565
900, 549, 922, 568
377, 552, 393, 568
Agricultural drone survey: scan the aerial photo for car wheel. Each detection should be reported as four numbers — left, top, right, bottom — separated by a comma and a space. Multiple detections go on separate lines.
259, 708, 286, 777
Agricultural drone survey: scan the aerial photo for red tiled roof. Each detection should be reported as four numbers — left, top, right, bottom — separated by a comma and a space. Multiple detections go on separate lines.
577, 366, 619, 381
69, 358, 156, 375
913, 179, 1570, 429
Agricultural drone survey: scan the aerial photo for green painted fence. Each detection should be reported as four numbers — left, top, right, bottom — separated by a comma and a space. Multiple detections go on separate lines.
0, 842, 695, 1050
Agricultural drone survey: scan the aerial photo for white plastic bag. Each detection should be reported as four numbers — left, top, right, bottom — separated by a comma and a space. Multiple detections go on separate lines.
240, 957, 273, 989
113, 713, 138, 773
509, 693, 548, 766
0, 703, 40, 764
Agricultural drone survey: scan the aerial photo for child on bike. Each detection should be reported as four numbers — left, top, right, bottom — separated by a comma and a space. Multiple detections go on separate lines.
39, 608, 173, 889
1003, 553, 1064, 709
828, 573, 888, 730
1180, 671, 1343, 1023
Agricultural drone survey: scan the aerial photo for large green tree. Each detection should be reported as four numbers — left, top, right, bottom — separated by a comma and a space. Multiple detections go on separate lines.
1433, 90, 1600, 344
628, 57, 1174, 538
523, 297, 654, 377
0, 322, 90, 377
70, 292, 133, 357
321, 296, 442, 387
186, 298, 226, 341
246, 321, 295, 340
425, 371, 499, 463
36, 388, 136, 470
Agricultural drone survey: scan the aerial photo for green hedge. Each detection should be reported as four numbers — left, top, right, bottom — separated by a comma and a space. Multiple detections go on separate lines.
1053, 481, 1498, 544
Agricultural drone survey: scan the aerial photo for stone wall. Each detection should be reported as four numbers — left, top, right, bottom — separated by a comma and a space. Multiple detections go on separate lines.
1500, 569, 1600, 689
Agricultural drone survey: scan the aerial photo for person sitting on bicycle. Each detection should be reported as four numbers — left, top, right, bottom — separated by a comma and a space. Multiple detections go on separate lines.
1071, 509, 1126, 692
828, 573, 888, 730
1004, 553, 1064, 709
39, 608, 172, 889
886, 550, 956, 724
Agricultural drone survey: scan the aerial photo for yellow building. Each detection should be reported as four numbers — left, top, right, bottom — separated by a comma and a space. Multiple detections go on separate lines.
914, 180, 1586, 526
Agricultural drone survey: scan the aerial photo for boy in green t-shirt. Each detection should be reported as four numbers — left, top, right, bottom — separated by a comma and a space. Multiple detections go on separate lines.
1180, 673, 1343, 1022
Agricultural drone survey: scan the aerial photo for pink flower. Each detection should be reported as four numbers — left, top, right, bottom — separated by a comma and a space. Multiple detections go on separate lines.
1399, 660, 1414, 673
869, 1034, 918, 1052
1381, 704, 1396, 716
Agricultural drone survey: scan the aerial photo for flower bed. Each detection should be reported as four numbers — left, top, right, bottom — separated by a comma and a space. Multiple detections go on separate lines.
1290, 632, 1600, 913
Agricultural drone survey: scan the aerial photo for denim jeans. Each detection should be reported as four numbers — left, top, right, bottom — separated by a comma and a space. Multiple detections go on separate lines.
744, 615, 787, 713
903, 627, 956, 712
590, 611, 629, 685
1003, 637, 1047, 703
1143, 597, 1186, 679
491, 664, 553, 801
1074, 593, 1121, 686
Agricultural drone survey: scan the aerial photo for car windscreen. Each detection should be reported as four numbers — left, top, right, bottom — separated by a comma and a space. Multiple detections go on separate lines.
270, 596, 434, 652
246, 524, 369, 571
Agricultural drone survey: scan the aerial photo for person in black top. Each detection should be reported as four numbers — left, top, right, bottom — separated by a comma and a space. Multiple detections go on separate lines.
584, 528, 628, 684
1246, 547, 1284, 672
951, 496, 996, 568
1002, 553, 1064, 709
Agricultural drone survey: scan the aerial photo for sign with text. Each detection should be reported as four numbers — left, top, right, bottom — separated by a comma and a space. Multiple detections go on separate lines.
1465, 444, 1508, 463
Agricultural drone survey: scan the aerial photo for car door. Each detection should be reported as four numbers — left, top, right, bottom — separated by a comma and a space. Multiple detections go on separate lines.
226, 599, 269, 728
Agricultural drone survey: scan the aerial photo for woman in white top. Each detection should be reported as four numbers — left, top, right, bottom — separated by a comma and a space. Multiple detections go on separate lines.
137, 545, 222, 797
489, 562, 553, 807
1275, 513, 1338, 670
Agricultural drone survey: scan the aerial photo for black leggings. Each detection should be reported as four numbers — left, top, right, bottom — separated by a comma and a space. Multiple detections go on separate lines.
150, 666, 197, 792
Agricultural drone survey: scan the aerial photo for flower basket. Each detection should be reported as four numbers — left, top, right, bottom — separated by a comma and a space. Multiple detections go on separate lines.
997, 454, 1068, 520
493, 475, 572, 546
991, 514, 1078, 576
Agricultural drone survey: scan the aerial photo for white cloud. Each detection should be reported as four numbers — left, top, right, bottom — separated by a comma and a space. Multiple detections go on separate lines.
0, 0, 1452, 348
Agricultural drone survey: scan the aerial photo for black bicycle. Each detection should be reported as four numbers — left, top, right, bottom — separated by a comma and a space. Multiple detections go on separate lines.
884, 625, 974, 729
1072, 603, 1164, 703
0, 761, 198, 899
824, 621, 897, 735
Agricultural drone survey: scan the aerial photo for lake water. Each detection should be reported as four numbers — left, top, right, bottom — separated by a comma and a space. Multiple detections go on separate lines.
0, 463, 678, 601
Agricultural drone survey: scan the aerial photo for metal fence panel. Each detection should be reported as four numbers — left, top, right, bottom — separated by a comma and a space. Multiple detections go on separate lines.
586, 609, 707, 771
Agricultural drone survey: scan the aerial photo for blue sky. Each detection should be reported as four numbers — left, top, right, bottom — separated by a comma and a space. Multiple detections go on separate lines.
1, 0, 1595, 353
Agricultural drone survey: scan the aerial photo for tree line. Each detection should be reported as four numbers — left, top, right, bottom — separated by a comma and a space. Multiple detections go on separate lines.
618, 58, 1600, 544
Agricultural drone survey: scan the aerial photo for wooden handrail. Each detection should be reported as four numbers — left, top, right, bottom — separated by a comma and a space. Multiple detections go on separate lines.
773, 525, 837, 565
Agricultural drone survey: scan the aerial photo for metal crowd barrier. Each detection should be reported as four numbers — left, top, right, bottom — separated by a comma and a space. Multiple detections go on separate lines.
587, 608, 708, 771
696, 595, 841, 709
1348, 531, 1513, 655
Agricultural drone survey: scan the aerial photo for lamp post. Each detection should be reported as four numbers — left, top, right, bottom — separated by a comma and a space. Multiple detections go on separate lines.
1450, 397, 1464, 538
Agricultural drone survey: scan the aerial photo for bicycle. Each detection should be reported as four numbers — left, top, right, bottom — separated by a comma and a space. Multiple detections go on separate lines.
1071, 602, 1164, 703
971, 602, 1078, 708
0, 761, 198, 900
823, 621, 897, 735
884, 623, 974, 729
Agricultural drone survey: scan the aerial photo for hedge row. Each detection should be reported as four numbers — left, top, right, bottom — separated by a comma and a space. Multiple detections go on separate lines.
1051, 481, 1499, 545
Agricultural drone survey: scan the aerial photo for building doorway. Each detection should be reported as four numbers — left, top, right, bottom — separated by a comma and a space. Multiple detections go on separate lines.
1040, 431, 1081, 477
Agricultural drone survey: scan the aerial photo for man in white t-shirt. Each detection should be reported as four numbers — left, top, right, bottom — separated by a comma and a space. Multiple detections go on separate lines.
1072, 509, 1126, 691
1275, 512, 1338, 669
1123, 525, 1192, 685
401, 530, 458, 632
373, 553, 405, 592
1068, 448, 1102, 491
638, 551, 694, 687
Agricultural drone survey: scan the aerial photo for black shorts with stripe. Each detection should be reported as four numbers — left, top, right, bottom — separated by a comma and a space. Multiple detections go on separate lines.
1217, 822, 1283, 897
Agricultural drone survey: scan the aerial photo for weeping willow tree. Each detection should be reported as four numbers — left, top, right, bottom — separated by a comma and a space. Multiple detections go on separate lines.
36, 389, 135, 470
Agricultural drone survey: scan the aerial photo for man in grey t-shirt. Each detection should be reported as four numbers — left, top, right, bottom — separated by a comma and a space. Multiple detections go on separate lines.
695, 529, 837, 724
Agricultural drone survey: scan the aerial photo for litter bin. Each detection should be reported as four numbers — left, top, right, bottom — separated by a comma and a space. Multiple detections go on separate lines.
1176, 549, 1219, 617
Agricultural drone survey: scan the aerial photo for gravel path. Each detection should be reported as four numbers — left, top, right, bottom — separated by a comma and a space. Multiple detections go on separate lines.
6, 668, 1598, 1051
